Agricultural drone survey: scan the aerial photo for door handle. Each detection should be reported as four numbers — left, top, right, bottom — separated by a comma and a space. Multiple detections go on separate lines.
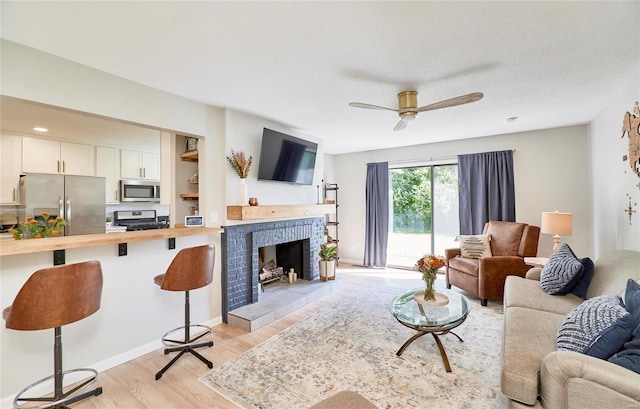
59, 197, 64, 222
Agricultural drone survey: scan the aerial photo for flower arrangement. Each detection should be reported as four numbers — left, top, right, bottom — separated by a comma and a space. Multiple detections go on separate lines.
9, 212, 66, 240
226, 150, 252, 179
414, 254, 445, 300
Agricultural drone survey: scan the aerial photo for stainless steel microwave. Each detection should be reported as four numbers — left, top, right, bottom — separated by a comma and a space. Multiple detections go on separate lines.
120, 179, 160, 202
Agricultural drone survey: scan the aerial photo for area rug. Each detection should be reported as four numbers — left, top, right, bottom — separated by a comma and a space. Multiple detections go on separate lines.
200, 284, 507, 409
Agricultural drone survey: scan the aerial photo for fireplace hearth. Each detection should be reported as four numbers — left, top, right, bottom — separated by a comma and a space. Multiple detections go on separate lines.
221, 217, 325, 323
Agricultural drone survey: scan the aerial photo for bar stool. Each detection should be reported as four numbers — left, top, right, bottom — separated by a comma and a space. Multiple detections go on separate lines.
154, 244, 215, 380
3, 261, 104, 409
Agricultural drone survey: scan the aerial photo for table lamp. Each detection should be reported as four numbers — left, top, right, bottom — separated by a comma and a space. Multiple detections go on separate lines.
541, 210, 573, 252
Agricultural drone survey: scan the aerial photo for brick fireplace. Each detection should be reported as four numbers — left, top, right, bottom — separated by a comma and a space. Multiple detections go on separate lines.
221, 217, 325, 323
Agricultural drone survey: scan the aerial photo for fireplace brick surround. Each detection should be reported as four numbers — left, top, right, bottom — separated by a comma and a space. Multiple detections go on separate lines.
221, 217, 325, 322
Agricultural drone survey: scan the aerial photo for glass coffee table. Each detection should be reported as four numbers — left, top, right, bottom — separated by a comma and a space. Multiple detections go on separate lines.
390, 288, 470, 372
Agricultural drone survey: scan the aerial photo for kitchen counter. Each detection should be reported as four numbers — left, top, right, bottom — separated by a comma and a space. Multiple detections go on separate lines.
0, 227, 223, 256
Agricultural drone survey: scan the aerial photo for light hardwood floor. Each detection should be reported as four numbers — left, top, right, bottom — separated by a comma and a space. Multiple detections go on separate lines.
72, 265, 425, 409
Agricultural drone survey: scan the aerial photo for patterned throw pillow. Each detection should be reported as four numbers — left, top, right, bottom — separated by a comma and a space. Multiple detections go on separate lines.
557, 294, 634, 359
457, 234, 492, 259
609, 279, 640, 374
540, 243, 584, 295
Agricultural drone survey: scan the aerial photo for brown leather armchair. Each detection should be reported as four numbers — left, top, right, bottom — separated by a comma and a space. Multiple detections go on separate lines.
444, 220, 540, 306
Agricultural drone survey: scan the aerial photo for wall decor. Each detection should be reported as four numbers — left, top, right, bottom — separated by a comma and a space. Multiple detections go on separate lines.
621, 101, 640, 178
625, 193, 637, 225
621, 102, 640, 225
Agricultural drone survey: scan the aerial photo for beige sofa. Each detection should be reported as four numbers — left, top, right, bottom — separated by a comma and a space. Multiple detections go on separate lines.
501, 250, 640, 408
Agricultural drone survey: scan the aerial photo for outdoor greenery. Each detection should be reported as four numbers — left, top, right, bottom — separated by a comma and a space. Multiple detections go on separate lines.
391, 165, 457, 234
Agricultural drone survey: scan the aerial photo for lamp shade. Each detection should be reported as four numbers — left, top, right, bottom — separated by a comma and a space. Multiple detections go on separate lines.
541, 211, 573, 235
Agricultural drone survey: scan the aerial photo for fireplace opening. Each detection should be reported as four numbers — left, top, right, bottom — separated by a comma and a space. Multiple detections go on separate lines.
259, 239, 305, 287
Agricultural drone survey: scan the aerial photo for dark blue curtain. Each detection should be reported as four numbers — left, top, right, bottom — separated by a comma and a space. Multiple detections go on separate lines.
364, 162, 389, 267
458, 150, 515, 234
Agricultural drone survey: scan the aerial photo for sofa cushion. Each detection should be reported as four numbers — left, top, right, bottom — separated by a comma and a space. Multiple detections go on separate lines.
540, 244, 584, 295
586, 250, 640, 299
502, 307, 566, 405
557, 295, 634, 359
504, 276, 582, 315
609, 279, 640, 374
569, 257, 595, 299
457, 234, 492, 258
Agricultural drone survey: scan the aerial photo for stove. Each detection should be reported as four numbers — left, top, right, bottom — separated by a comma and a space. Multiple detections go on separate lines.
113, 210, 169, 231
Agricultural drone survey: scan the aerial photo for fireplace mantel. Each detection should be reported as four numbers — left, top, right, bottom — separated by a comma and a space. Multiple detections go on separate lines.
226, 204, 335, 221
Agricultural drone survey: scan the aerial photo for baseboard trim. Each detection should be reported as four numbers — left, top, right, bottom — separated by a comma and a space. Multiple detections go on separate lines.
0, 316, 223, 407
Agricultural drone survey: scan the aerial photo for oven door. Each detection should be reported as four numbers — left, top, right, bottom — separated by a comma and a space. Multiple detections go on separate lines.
120, 180, 160, 202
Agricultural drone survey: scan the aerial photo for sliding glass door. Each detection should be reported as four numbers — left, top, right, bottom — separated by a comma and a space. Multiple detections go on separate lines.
387, 164, 459, 268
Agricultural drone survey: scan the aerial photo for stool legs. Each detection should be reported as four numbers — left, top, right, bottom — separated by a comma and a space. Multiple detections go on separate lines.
14, 327, 102, 409
155, 291, 213, 380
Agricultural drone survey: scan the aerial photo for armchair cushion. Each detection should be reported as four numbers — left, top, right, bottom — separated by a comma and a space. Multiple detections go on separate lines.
457, 234, 492, 258
540, 243, 584, 295
557, 294, 633, 359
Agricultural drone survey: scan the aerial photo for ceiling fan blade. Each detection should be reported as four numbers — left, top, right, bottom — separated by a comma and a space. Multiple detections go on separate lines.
393, 118, 408, 131
349, 102, 398, 112
416, 92, 484, 113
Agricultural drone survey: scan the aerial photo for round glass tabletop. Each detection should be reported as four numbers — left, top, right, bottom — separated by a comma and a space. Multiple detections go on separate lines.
390, 288, 470, 329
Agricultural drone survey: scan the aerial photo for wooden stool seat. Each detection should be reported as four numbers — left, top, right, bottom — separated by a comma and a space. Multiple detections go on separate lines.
154, 244, 215, 380
3, 261, 104, 409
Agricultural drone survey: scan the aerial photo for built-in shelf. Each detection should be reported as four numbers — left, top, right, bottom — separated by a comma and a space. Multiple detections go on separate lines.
179, 193, 199, 200
179, 150, 199, 162
227, 204, 336, 221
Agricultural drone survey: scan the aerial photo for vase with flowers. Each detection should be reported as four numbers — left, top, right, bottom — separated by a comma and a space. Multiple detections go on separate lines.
9, 212, 66, 240
414, 254, 446, 303
226, 150, 253, 205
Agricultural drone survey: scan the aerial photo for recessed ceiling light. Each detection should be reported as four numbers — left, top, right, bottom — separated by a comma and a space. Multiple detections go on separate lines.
507, 117, 518, 122
33, 127, 48, 132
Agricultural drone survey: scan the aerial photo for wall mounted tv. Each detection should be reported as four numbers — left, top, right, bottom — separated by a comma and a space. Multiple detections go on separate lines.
257, 128, 317, 185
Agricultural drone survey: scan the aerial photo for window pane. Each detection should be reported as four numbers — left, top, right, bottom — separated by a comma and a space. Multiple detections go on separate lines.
433, 165, 459, 256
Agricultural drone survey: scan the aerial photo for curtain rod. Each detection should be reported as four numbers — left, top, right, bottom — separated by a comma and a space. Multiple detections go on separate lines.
386, 149, 516, 166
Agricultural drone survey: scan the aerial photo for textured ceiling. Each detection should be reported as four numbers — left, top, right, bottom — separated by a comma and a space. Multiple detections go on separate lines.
1, 1, 639, 154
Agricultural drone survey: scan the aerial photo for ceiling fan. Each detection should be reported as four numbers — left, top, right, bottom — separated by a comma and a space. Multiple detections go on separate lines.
349, 90, 484, 131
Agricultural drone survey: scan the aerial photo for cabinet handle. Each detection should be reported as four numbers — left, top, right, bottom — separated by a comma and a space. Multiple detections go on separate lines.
114, 190, 118, 201
62, 161, 66, 174
143, 168, 146, 178
12, 187, 16, 202
139, 167, 143, 178
57, 160, 61, 173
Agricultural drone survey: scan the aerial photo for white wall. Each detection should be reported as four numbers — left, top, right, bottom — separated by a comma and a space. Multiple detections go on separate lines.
332, 125, 591, 264
223, 109, 325, 219
589, 73, 640, 257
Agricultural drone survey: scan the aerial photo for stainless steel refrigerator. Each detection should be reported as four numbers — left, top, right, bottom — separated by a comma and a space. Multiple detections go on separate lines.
19, 173, 106, 236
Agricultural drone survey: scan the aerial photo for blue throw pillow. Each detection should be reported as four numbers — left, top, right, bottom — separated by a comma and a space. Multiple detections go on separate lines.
557, 294, 633, 359
609, 279, 640, 373
569, 257, 595, 299
540, 243, 584, 295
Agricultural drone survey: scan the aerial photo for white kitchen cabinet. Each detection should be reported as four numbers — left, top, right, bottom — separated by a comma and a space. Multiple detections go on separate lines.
120, 149, 159, 180
21, 137, 95, 176
0, 134, 22, 204
96, 146, 120, 204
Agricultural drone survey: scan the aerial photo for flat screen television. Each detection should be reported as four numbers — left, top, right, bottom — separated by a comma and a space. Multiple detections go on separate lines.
257, 128, 317, 185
